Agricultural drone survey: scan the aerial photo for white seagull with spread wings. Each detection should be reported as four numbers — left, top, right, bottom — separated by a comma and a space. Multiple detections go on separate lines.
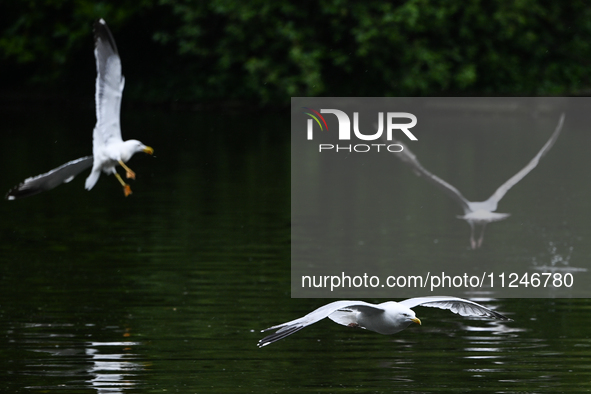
258, 296, 510, 347
390, 114, 564, 248
6, 19, 152, 200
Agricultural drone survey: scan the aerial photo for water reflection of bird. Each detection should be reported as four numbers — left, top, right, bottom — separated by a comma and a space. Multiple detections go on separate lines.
390, 114, 564, 249
258, 296, 510, 347
86, 341, 143, 393
6, 19, 153, 200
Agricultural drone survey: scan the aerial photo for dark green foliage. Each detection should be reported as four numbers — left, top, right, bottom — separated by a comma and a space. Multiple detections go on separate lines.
1, 0, 590, 105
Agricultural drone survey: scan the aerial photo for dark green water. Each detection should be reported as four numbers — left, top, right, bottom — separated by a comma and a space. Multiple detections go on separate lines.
1, 107, 590, 393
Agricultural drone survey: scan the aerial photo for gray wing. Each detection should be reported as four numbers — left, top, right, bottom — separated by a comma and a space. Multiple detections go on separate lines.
485, 113, 565, 207
258, 300, 381, 347
389, 137, 471, 213
6, 156, 93, 200
93, 19, 124, 148
327, 304, 387, 328
398, 296, 511, 320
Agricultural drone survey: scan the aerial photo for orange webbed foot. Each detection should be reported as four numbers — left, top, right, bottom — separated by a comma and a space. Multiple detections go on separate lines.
118, 160, 136, 179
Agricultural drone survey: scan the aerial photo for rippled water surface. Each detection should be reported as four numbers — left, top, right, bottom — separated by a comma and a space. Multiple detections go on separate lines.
1, 106, 590, 393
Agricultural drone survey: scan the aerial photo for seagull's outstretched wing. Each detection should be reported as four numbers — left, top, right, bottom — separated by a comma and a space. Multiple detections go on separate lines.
6, 156, 93, 200
258, 300, 381, 347
485, 113, 565, 208
93, 19, 124, 148
389, 138, 471, 213
398, 296, 511, 320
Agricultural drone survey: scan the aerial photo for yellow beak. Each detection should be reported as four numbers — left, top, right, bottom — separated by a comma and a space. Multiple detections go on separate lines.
411, 317, 422, 325
143, 146, 154, 155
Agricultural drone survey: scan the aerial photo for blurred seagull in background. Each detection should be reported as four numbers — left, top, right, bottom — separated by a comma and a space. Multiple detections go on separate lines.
6, 19, 153, 200
258, 296, 510, 347
389, 114, 564, 249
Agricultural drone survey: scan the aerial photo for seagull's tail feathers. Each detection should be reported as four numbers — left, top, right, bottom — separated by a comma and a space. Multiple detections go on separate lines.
85, 168, 101, 190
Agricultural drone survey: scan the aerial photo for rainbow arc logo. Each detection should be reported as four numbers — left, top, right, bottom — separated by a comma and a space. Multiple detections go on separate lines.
302, 107, 328, 132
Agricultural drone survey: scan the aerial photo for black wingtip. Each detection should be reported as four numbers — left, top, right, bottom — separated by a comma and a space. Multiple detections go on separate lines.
5, 185, 42, 200
492, 311, 512, 321
93, 18, 118, 54
257, 325, 305, 348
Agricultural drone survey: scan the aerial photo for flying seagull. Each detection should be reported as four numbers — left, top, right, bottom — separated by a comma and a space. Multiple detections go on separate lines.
258, 296, 510, 347
6, 19, 153, 200
390, 114, 564, 248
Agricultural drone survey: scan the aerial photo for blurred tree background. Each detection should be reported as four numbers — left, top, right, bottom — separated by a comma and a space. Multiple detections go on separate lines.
1, 0, 590, 106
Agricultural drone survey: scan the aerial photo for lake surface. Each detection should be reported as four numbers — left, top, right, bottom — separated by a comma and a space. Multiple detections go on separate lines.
1, 106, 590, 393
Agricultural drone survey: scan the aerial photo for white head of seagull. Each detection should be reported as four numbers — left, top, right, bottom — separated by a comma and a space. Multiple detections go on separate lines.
5, 19, 152, 200
389, 114, 564, 249
258, 296, 510, 347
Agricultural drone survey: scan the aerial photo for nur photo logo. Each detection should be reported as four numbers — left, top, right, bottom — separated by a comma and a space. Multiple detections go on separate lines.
302, 108, 417, 153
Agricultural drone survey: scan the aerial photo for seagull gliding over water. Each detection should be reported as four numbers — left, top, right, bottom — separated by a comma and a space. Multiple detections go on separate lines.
258, 296, 510, 347
390, 114, 564, 248
6, 19, 153, 200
